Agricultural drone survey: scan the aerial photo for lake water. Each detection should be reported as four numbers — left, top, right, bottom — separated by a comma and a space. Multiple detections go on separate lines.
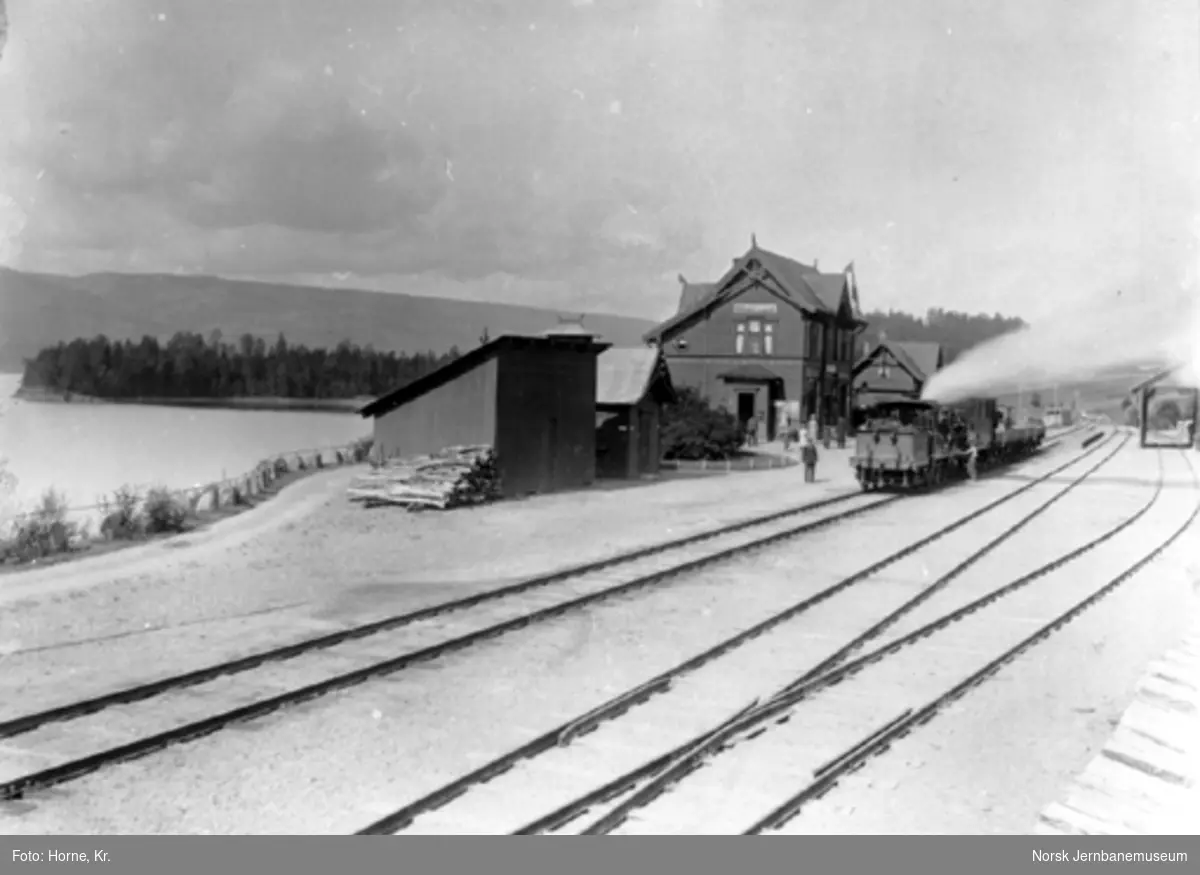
0, 373, 371, 524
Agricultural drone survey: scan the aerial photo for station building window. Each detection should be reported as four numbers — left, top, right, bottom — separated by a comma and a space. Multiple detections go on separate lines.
735, 320, 775, 356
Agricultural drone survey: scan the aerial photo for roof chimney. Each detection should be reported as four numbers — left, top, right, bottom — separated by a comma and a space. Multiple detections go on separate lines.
677, 273, 687, 287
813, 257, 819, 270
751, 232, 758, 249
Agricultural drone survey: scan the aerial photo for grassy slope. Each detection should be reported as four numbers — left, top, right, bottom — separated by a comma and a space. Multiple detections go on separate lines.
0, 267, 659, 373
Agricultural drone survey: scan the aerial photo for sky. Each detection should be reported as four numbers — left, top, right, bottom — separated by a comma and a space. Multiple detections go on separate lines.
0, 0, 1196, 324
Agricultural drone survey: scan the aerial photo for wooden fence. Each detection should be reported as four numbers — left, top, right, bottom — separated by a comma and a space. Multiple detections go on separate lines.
7, 437, 374, 533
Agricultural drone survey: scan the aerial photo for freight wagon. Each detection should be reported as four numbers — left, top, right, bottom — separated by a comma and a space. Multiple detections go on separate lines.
851, 398, 1045, 491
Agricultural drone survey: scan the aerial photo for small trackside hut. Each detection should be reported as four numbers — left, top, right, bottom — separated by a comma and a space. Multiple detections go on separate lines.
358, 330, 611, 498
594, 347, 677, 479
1130, 364, 1198, 450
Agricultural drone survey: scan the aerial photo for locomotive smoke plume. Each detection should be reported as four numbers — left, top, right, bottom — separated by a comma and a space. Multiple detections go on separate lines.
921, 285, 1199, 406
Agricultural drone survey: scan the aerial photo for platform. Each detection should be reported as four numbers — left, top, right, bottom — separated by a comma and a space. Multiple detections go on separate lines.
1034, 604, 1200, 835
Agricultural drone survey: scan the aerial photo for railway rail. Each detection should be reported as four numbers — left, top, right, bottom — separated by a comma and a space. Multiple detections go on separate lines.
350, 430, 1125, 834
551, 450, 1194, 835
0, 431, 1101, 805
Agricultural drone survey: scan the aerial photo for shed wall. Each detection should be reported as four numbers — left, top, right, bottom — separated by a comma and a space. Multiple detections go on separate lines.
372, 357, 498, 459
495, 348, 599, 495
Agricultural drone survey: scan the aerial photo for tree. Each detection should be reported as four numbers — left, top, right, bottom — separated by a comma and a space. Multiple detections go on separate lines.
19, 332, 462, 401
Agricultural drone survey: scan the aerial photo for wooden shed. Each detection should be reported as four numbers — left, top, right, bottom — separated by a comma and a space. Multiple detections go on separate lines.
594, 347, 677, 479
358, 332, 611, 497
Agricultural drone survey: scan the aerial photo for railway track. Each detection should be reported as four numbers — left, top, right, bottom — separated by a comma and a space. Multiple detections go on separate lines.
0, 431, 1101, 806
349, 430, 1126, 834
550, 449, 1195, 835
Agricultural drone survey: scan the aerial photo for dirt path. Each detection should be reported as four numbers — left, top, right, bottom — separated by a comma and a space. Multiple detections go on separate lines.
0, 466, 360, 611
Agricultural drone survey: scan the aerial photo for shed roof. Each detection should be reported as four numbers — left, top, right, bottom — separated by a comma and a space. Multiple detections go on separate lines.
596, 347, 675, 406
358, 334, 610, 419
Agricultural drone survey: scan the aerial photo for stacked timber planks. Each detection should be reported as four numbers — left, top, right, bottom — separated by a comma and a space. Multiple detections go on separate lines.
347, 445, 501, 511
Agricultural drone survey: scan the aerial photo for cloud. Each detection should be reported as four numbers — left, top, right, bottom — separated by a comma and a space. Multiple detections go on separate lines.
185, 93, 443, 234
0, 0, 1195, 322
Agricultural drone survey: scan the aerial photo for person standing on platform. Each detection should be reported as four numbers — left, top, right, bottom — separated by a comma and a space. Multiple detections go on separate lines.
800, 427, 818, 482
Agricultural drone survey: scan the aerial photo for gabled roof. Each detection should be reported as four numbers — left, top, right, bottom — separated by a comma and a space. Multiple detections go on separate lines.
853, 340, 938, 384
891, 341, 944, 381
358, 334, 610, 419
645, 244, 861, 344
675, 277, 719, 315
596, 347, 676, 406
801, 272, 851, 314
752, 248, 827, 312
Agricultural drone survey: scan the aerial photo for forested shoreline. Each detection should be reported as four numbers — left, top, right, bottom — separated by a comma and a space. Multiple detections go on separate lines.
16, 308, 1030, 405
19, 332, 463, 402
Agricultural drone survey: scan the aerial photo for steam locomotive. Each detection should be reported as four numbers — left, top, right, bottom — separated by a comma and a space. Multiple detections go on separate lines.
851, 397, 1046, 490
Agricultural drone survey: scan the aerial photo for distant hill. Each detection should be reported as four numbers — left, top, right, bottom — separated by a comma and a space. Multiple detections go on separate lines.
0, 267, 658, 373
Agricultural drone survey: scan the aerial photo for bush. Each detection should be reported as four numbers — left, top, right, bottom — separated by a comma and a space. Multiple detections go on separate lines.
100, 484, 145, 540
143, 487, 190, 534
660, 387, 744, 461
6, 488, 82, 562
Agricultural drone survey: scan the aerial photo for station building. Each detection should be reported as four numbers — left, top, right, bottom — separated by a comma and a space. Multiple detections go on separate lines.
642, 237, 869, 441
851, 339, 946, 425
